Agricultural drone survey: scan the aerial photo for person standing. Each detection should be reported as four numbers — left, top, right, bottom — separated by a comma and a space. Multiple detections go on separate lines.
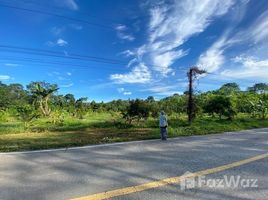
159, 111, 168, 140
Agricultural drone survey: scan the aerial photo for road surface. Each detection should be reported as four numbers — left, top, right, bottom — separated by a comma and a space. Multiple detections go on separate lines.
0, 128, 268, 200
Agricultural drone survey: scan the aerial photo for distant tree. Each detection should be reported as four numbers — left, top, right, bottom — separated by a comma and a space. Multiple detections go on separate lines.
27, 82, 58, 116
204, 95, 236, 120
146, 96, 155, 103
0, 82, 11, 109
90, 100, 99, 112
248, 83, 268, 94
65, 94, 76, 105
218, 83, 240, 95
123, 99, 150, 124
75, 97, 88, 119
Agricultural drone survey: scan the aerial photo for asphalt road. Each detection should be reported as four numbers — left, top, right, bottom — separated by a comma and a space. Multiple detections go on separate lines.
0, 128, 268, 200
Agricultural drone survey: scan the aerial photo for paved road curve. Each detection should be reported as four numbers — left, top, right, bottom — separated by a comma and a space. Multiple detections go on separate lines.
0, 128, 268, 200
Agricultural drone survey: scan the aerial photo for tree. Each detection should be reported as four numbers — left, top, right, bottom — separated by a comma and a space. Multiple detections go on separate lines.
27, 82, 58, 116
123, 99, 150, 124
187, 67, 206, 124
218, 83, 240, 95
0, 82, 11, 109
146, 96, 155, 103
75, 97, 88, 119
204, 95, 236, 120
248, 83, 268, 94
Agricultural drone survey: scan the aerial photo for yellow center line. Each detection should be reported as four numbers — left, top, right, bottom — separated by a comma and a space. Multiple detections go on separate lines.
71, 152, 268, 200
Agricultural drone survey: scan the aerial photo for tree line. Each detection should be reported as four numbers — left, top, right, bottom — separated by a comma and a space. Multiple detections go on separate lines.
0, 81, 268, 125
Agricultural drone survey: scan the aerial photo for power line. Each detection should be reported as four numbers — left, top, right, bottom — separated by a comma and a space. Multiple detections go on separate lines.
0, 44, 189, 72
0, 44, 128, 65
0, 56, 128, 71
16, 0, 122, 24
0, 3, 114, 30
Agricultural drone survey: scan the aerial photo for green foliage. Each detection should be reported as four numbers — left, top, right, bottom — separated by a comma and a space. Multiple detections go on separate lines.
75, 97, 88, 119
123, 99, 150, 124
218, 82, 240, 95
0, 110, 10, 122
16, 105, 39, 128
27, 81, 58, 116
204, 95, 236, 120
248, 83, 268, 94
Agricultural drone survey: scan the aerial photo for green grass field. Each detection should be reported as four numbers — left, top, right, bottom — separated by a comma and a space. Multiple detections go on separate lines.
0, 113, 268, 152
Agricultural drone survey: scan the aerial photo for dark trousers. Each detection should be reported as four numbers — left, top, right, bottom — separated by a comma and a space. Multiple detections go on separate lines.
160, 127, 168, 140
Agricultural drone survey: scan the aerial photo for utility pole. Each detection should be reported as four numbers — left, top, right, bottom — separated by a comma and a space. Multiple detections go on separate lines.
187, 67, 206, 124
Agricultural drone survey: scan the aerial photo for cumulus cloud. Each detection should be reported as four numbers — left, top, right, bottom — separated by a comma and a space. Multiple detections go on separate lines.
220, 56, 268, 80
110, 63, 151, 84
57, 38, 68, 46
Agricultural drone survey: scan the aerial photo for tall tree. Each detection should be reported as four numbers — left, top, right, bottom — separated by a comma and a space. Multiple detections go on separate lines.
27, 82, 58, 116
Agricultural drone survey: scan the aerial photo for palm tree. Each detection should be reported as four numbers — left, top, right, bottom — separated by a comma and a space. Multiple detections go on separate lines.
27, 82, 58, 116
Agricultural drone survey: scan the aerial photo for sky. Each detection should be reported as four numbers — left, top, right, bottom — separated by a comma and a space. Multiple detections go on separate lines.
0, 0, 268, 102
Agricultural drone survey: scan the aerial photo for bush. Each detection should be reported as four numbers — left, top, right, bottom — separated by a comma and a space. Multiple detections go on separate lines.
204, 95, 236, 120
16, 105, 39, 127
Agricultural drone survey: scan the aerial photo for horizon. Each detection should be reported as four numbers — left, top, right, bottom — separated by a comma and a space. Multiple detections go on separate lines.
1, 0, 268, 102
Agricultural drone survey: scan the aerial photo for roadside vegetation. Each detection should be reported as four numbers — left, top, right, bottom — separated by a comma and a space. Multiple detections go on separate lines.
0, 81, 268, 152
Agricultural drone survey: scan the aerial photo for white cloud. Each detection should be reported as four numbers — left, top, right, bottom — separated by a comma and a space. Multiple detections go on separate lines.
4, 63, 20, 67
142, 84, 185, 96
111, 0, 234, 83
115, 24, 135, 41
46, 38, 68, 47
118, 50, 135, 57
110, 63, 151, 83
117, 87, 132, 95
57, 38, 68, 46
60, 83, 74, 88
220, 56, 268, 80
69, 24, 83, 30
197, 37, 227, 72
0, 75, 11, 80
123, 91, 132, 95
51, 27, 65, 36
152, 49, 188, 74
117, 87, 125, 93
251, 10, 268, 43
55, 0, 79, 10
67, 72, 72, 76
197, 7, 268, 74
147, 0, 233, 74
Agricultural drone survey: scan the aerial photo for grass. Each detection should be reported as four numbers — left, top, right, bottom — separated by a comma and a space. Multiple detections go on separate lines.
0, 113, 268, 152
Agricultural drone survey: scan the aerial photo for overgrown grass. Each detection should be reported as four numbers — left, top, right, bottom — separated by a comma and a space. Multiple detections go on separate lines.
0, 113, 268, 152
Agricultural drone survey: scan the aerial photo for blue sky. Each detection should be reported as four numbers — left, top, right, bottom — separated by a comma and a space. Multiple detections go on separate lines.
0, 0, 268, 101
